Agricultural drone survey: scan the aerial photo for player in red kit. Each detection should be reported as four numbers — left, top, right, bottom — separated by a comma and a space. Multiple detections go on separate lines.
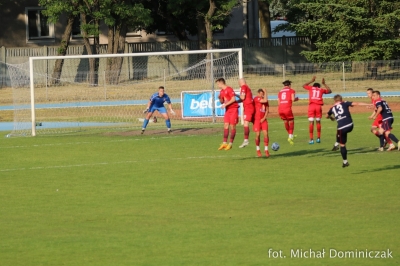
366, 88, 393, 151
216, 78, 239, 150
278, 80, 298, 145
238, 78, 254, 148
303, 76, 332, 144
253, 88, 270, 157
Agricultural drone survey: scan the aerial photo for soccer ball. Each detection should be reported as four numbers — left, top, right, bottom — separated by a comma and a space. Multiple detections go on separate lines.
271, 142, 280, 151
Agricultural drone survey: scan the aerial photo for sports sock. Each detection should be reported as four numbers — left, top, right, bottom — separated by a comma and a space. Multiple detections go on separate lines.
309, 123, 314, 139
223, 129, 229, 142
289, 120, 294, 134
284, 121, 290, 134
230, 129, 236, 143
316, 122, 321, 138
379, 135, 385, 147
264, 145, 268, 151
244, 126, 250, 141
142, 119, 149, 129
374, 131, 380, 138
385, 135, 392, 144
165, 119, 171, 129
340, 146, 347, 160
388, 133, 399, 143
264, 137, 269, 147
255, 138, 260, 146
256, 146, 260, 151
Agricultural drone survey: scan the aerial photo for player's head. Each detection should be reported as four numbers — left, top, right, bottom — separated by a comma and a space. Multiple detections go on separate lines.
313, 83, 321, 88
333, 94, 343, 102
366, 88, 373, 98
257, 88, 264, 97
282, 80, 291, 86
238, 78, 246, 86
215, 78, 226, 89
372, 90, 381, 100
158, 86, 165, 96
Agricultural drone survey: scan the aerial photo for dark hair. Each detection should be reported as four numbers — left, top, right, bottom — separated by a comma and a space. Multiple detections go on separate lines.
367, 88, 373, 92
333, 94, 342, 102
373, 90, 381, 96
282, 80, 291, 86
215, 78, 226, 84
257, 88, 264, 93
313, 83, 321, 88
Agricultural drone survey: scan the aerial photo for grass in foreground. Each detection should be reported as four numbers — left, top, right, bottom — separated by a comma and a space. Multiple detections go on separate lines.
0, 113, 399, 266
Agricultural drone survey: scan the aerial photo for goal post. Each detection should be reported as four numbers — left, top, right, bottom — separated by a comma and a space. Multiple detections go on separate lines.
8, 48, 243, 136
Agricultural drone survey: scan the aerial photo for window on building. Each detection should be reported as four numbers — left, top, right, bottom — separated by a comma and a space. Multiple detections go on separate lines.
156, 24, 174, 35
26, 8, 54, 42
72, 16, 82, 37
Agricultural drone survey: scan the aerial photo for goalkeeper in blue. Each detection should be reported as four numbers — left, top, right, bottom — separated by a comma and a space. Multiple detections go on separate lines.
141, 86, 175, 134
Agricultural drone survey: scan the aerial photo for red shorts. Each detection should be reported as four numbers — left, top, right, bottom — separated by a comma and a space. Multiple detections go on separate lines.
372, 117, 382, 128
243, 105, 254, 122
279, 108, 294, 120
308, 103, 323, 119
224, 108, 239, 124
253, 120, 268, 132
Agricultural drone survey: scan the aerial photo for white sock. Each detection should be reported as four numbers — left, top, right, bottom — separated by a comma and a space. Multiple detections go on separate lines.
289, 134, 293, 138
265, 146, 268, 151
256, 146, 260, 151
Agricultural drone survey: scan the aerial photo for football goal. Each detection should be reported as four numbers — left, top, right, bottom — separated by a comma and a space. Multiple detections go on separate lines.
6, 48, 243, 136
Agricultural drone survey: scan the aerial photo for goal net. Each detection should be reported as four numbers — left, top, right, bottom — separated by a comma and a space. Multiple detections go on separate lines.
6, 49, 242, 136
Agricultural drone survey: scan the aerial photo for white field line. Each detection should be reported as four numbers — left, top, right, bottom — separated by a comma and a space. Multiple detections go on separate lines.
0, 155, 243, 172
3, 116, 389, 150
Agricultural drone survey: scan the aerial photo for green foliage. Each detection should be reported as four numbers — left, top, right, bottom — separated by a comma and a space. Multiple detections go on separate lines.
282, 0, 400, 62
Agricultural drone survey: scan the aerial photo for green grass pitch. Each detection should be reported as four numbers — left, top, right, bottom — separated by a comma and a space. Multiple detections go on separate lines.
1, 113, 399, 266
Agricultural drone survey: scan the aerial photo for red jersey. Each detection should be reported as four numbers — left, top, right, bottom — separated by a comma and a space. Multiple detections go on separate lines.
253, 96, 269, 120
278, 87, 296, 109
240, 84, 254, 107
219, 86, 239, 110
303, 85, 329, 105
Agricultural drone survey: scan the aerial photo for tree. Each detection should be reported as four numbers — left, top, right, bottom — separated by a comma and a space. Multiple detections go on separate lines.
285, 0, 400, 62
258, 0, 272, 38
39, 0, 81, 84
101, 0, 152, 84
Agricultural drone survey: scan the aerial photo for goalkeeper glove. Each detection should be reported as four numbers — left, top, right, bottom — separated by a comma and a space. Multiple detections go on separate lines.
170, 110, 176, 115
143, 108, 149, 113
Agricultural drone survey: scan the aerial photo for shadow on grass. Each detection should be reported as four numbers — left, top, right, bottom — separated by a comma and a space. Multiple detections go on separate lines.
353, 164, 400, 174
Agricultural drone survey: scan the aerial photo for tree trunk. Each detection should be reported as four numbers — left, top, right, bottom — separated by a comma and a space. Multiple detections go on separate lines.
106, 21, 127, 85
197, 15, 207, 50
81, 12, 100, 86
205, 0, 216, 50
258, 0, 271, 38
51, 13, 75, 85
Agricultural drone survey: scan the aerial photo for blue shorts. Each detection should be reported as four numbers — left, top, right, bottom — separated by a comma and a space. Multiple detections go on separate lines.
149, 105, 167, 114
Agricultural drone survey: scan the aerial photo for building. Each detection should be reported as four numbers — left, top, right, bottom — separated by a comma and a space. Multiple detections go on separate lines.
0, 0, 261, 47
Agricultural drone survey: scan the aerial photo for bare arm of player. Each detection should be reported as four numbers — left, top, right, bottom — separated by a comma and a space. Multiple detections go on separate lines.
326, 114, 335, 121
167, 103, 175, 115
221, 94, 237, 109
143, 100, 152, 113
322, 78, 332, 94
261, 105, 269, 122
292, 93, 299, 102
370, 106, 383, 120
303, 76, 316, 88
239, 86, 246, 101
218, 93, 224, 104
260, 89, 268, 103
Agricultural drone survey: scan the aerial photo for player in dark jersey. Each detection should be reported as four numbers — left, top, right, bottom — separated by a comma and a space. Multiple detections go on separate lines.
370, 90, 400, 151
327, 94, 368, 168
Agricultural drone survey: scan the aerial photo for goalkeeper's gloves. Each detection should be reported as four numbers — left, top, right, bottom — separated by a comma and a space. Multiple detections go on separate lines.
143, 108, 149, 113
170, 109, 176, 115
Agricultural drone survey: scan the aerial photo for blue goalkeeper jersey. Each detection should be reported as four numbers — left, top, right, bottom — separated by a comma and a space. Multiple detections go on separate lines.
149, 93, 171, 108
